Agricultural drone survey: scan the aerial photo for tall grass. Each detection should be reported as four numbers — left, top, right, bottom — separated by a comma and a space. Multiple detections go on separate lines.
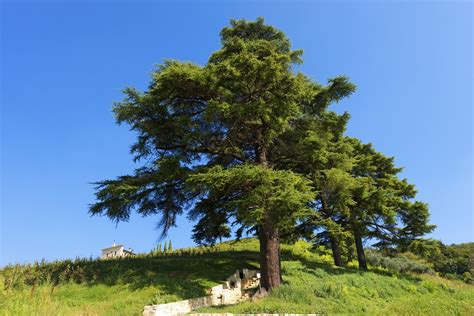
1, 238, 473, 315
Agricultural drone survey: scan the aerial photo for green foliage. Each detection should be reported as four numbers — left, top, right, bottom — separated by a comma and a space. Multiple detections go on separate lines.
407, 238, 443, 260
290, 240, 313, 260
406, 241, 473, 283
347, 138, 435, 247
366, 250, 432, 274
434, 243, 473, 280
188, 164, 314, 231
273, 109, 435, 269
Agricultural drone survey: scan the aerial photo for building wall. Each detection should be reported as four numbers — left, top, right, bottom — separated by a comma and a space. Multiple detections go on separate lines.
101, 246, 124, 259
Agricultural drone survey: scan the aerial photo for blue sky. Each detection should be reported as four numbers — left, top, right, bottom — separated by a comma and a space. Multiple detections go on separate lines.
1, 0, 472, 266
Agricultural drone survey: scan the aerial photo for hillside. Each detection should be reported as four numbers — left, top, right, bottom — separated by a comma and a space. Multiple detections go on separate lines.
1, 238, 473, 315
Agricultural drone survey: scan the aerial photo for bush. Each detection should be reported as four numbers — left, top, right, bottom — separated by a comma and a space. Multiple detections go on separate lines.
291, 240, 313, 259
462, 272, 473, 284
366, 250, 432, 274
406, 240, 473, 283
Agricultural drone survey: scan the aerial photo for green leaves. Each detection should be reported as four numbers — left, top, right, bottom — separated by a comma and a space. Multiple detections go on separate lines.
187, 164, 314, 229
90, 157, 191, 236
309, 76, 356, 114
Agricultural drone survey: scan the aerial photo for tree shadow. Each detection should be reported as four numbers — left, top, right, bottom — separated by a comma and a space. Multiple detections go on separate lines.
33, 251, 260, 300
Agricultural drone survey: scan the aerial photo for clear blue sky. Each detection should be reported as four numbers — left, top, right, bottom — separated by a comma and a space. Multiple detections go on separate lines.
1, 1, 472, 266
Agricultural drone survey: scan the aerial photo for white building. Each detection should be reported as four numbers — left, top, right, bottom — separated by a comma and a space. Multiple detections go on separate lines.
101, 243, 135, 259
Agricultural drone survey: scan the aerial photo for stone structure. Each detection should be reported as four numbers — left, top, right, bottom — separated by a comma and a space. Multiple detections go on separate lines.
143, 269, 260, 316
101, 243, 135, 259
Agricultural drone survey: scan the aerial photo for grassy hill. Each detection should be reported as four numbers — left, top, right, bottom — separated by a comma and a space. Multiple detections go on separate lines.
1, 238, 473, 315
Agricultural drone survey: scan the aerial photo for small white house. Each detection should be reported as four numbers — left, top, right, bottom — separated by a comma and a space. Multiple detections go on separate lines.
101, 243, 135, 259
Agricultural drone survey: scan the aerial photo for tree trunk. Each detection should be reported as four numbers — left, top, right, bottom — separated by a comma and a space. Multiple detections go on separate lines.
258, 217, 281, 291
279, 243, 283, 282
255, 142, 281, 291
354, 229, 367, 270
329, 234, 344, 267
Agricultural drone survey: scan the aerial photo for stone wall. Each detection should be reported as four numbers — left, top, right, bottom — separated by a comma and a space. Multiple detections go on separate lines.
143, 269, 260, 316
143, 296, 212, 316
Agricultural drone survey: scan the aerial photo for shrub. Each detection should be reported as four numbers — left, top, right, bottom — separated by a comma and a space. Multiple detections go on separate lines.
366, 250, 432, 274
291, 240, 313, 259
462, 272, 473, 284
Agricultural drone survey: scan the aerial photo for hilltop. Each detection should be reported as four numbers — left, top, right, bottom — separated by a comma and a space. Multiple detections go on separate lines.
1, 238, 473, 315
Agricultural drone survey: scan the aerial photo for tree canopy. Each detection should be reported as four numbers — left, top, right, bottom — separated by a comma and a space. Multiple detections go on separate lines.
90, 17, 434, 290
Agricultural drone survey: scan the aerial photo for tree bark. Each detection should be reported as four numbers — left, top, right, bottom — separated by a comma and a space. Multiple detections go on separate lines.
329, 234, 344, 267
354, 229, 367, 270
259, 218, 281, 291
279, 243, 283, 282
255, 142, 281, 291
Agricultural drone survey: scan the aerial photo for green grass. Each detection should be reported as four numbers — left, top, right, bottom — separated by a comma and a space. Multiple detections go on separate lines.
1, 238, 473, 315
199, 261, 473, 315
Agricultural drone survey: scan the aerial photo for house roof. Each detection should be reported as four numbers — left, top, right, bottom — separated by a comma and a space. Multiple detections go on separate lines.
101, 244, 124, 252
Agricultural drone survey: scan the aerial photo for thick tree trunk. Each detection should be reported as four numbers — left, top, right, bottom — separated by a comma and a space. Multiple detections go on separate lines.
255, 142, 281, 291
354, 229, 367, 270
258, 218, 281, 291
329, 234, 344, 267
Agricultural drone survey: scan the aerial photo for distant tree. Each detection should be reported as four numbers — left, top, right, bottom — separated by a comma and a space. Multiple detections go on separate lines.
274, 128, 435, 270
346, 139, 435, 270
269, 79, 356, 267
169, 240, 173, 253
406, 240, 473, 282
406, 238, 442, 261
